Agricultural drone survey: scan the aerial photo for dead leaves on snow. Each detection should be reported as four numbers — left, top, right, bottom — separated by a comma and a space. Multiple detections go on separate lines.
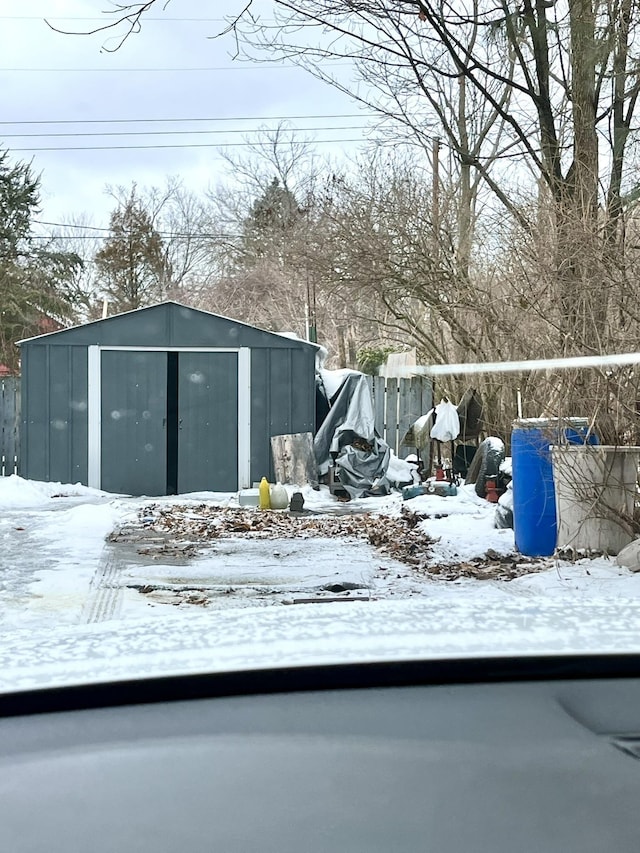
108, 502, 534, 582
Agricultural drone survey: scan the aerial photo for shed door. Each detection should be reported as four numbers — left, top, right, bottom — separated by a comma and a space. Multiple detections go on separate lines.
177, 352, 238, 493
100, 350, 167, 496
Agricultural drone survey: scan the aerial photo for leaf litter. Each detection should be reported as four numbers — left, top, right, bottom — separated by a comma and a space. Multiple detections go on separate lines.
108, 503, 540, 582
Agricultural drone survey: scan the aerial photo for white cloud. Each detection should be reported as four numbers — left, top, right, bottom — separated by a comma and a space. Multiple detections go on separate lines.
0, 0, 365, 227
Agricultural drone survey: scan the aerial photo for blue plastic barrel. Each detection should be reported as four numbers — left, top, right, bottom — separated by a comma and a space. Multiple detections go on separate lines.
511, 418, 595, 557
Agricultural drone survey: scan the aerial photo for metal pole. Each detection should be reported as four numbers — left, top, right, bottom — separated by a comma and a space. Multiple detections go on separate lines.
432, 136, 440, 259
404, 352, 640, 377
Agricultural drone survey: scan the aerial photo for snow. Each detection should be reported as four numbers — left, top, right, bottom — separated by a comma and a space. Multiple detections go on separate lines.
318, 367, 363, 400
387, 452, 418, 486
500, 456, 513, 477
2, 475, 640, 692
3, 596, 640, 693
0, 474, 110, 509
400, 484, 515, 564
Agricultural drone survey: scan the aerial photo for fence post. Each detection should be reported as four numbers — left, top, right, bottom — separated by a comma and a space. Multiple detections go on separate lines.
371, 376, 385, 440
385, 378, 399, 454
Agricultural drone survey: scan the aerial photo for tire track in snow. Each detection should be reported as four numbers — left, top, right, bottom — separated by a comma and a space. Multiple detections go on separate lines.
81, 550, 123, 624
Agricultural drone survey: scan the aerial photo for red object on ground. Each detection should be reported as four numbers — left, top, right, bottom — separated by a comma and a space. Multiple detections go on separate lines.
435, 466, 445, 481
485, 478, 499, 503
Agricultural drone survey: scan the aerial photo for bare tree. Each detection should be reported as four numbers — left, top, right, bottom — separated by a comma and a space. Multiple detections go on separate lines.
90, 2, 640, 347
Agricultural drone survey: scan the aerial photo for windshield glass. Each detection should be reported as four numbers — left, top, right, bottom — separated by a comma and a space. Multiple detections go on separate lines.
1, 1, 640, 694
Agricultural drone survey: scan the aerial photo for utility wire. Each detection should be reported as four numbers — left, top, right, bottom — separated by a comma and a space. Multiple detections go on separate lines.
32, 220, 243, 240
0, 16, 278, 22
0, 125, 368, 139
11, 137, 369, 152
0, 113, 374, 126
0, 64, 349, 72
30, 232, 242, 240
35, 220, 112, 232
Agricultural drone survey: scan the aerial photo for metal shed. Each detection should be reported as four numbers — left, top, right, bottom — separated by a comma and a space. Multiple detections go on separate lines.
18, 302, 317, 496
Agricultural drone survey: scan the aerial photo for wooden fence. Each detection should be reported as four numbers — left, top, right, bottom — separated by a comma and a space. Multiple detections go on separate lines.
0, 377, 20, 476
366, 375, 433, 456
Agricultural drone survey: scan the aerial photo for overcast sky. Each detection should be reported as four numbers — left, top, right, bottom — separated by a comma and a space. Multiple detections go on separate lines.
0, 0, 370, 234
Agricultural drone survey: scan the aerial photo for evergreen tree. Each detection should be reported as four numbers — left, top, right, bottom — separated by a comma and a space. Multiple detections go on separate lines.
0, 150, 82, 372
94, 189, 169, 313
241, 178, 301, 263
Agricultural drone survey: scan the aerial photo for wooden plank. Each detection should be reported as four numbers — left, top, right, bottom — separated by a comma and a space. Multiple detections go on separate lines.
1, 386, 6, 474
397, 378, 423, 455
421, 378, 434, 473
270, 432, 317, 486
385, 378, 399, 454
0, 378, 20, 476
373, 376, 386, 439
0, 380, 6, 475
14, 380, 21, 475
421, 377, 433, 418
282, 590, 371, 605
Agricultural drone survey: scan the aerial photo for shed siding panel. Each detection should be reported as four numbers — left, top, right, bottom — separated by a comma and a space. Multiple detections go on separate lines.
48, 346, 72, 482
38, 307, 171, 348
269, 349, 294, 437
23, 346, 48, 481
250, 352, 271, 483
170, 305, 309, 349
290, 349, 316, 434
70, 346, 89, 483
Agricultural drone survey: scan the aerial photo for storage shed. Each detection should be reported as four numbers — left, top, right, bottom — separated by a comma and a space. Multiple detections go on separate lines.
18, 302, 317, 495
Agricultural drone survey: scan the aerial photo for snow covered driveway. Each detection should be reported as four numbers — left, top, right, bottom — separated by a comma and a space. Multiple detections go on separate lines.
2, 475, 640, 640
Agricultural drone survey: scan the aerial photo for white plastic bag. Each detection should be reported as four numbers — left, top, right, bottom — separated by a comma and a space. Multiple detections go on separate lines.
430, 400, 460, 443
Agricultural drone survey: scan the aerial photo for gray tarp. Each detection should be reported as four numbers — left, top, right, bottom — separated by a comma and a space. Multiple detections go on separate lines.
334, 440, 391, 498
314, 373, 391, 498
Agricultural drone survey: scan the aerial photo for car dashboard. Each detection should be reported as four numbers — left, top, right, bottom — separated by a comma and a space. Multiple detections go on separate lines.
1, 659, 640, 852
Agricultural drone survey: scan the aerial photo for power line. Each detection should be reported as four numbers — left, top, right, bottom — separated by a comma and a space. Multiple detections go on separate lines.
11, 137, 370, 153
0, 63, 349, 72
0, 113, 373, 126
0, 17, 256, 21
0, 125, 368, 139
30, 232, 242, 240
35, 220, 110, 232
32, 220, 243, 240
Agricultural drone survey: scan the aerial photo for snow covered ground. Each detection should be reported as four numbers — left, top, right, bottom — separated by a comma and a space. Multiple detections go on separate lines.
1, 474, 640, 691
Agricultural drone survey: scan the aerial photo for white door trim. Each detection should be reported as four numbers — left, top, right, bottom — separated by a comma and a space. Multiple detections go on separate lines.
98, 346, 242, 353
237, 347, 251, 489
86, 346, 251, 493
87, 346, 102, 489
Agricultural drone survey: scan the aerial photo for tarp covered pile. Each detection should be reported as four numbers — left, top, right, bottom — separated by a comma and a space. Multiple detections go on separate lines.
314, 372, 392, 499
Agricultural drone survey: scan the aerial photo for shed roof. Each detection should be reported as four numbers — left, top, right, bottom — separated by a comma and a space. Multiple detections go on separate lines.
18, 301, 320, 351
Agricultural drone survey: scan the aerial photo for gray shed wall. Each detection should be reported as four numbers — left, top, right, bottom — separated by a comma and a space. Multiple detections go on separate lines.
250, 346, 316, 483
19, 303, 316, 492
21, 344, 88, 484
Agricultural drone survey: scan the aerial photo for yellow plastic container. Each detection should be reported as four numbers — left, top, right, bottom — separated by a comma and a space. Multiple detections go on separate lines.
259, 477, 271, 509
